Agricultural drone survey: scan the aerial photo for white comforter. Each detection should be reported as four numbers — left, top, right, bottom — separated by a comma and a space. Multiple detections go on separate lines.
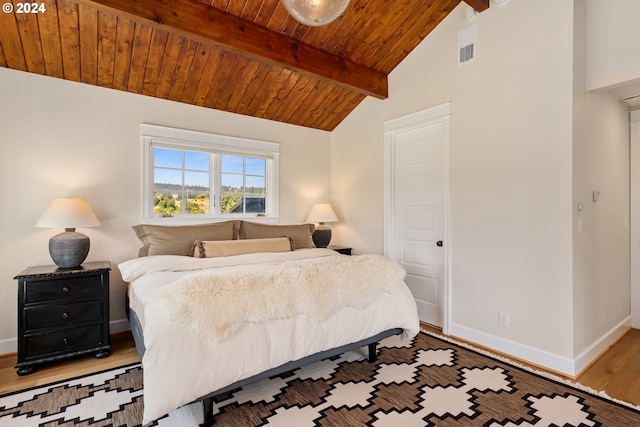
119, 249, 420, 424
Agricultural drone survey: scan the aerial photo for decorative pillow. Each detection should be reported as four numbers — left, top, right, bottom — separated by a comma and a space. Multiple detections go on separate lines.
191, 237, 295, 258
239, 221, 315, 249
133, 221, 236, 256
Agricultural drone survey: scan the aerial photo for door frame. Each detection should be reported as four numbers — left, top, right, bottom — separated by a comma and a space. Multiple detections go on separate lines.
631, 109, 640, 328
383, 102, 452, 335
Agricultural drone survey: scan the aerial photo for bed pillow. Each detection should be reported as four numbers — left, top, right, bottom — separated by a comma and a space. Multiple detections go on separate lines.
133, 221, 236, 256
191, 237, 295, 258
239, 221, 315, 249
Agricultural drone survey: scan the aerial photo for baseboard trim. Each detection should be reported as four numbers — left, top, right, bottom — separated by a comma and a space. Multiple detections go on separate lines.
449, 318, 633, 377
573, 316, 632, 376
449, 323, 577, 376
0, 337, 15, 357
0, 317, 131, 357
109, 318, 130, 334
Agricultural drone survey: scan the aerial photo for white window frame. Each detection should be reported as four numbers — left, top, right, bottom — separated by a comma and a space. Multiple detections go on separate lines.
141, 124, 279, 220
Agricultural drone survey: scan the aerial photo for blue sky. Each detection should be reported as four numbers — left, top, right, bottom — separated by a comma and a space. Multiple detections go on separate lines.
154, 148, 265, 189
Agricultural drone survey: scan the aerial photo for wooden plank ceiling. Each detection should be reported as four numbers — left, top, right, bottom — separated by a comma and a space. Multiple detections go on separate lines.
0, 0, 488, 131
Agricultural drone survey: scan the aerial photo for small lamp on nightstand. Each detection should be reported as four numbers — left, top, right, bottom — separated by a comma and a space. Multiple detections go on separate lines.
35, 197, 101, 268
307, 203, 338, 248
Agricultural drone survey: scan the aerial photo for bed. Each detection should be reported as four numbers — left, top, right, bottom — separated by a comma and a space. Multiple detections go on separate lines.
119, 221, 420, 425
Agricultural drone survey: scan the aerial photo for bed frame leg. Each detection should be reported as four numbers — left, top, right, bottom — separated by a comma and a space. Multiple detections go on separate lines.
368, 342, 378, 362
201, 397, 215, 427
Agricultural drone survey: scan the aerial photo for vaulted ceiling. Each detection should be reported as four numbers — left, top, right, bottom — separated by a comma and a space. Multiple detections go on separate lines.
0, 0, 488, 131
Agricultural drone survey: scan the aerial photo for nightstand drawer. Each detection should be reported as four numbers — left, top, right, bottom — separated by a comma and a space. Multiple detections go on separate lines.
25, 300, 102, 330
25, 276, 101, 304
25, 325, 103, 358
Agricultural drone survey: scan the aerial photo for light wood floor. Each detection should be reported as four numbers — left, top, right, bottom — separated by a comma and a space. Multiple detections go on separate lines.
1, 328, 640, 407
576, 328, 640, 405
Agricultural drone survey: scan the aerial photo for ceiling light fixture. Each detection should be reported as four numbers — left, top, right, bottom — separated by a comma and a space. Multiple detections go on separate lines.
281, 0, 350, 27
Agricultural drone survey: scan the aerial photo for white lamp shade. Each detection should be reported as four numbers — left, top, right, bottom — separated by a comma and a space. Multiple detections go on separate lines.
307, 203, 338, 224
35, 198, 100, 229
281, 0, 350, 26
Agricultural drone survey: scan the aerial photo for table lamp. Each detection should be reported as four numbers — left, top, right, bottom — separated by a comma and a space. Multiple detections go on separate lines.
35, 197, 100, 268
307, 203, 338, 248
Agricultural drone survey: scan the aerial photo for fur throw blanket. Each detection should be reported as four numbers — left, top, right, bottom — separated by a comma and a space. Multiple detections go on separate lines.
150, 254, 406, 342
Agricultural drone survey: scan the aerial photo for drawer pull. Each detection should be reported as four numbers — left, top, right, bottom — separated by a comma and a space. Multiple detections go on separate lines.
62, 312, 70, 319
62, 286, 70, 293
63, 337, 69, 345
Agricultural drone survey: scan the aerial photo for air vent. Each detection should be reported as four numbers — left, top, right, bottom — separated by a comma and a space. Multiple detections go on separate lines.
460, 44, 474, 63
458, 24, 477, 65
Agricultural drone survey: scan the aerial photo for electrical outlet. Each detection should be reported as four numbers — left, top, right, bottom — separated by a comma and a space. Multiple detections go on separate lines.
498, 312, 509, 328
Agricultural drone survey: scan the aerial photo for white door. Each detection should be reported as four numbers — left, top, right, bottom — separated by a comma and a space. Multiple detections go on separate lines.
384, 104, 450, 329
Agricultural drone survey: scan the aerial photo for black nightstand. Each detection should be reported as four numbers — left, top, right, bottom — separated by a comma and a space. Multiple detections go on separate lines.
14, 261, 111, 375
329, 245, 352, 255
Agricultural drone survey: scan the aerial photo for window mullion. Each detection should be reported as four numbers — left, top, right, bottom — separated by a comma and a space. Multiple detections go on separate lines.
180, 150, 187, 214
242, 157, 247, 213
212, 153, 221, 217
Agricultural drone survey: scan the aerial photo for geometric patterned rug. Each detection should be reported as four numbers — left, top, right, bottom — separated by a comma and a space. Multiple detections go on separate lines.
1, 331, 639, 426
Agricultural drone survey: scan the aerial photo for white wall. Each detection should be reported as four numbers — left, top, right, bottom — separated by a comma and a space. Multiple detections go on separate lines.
586, 0, 640, 337
572, 0, 631, 367
585, 0, 640, 91
332, 0, 580, 372
0, 68, 331, 353
571, 88, 631, 361
332, 0, 634, 375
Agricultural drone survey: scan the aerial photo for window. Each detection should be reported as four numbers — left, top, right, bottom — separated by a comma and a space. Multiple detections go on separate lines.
221, 155, 267, 214
142, 124, 279, 219
153, 147, 211, 215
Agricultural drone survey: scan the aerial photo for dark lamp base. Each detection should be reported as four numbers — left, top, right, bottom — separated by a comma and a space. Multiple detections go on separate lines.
49, 230, 90, 268
312, 229, 332, 248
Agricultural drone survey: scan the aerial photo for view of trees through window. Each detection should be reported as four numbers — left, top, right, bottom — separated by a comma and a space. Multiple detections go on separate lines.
153, 148, 266, 215
220, 155, 266, 214
153, 184, 210, 214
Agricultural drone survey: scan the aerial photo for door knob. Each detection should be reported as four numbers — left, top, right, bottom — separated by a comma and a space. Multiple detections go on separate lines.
436, 240, 443, 247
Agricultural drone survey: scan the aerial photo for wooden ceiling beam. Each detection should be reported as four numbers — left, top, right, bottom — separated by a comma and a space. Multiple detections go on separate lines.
82, 0, 388, 99
462, 0, 489, 12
